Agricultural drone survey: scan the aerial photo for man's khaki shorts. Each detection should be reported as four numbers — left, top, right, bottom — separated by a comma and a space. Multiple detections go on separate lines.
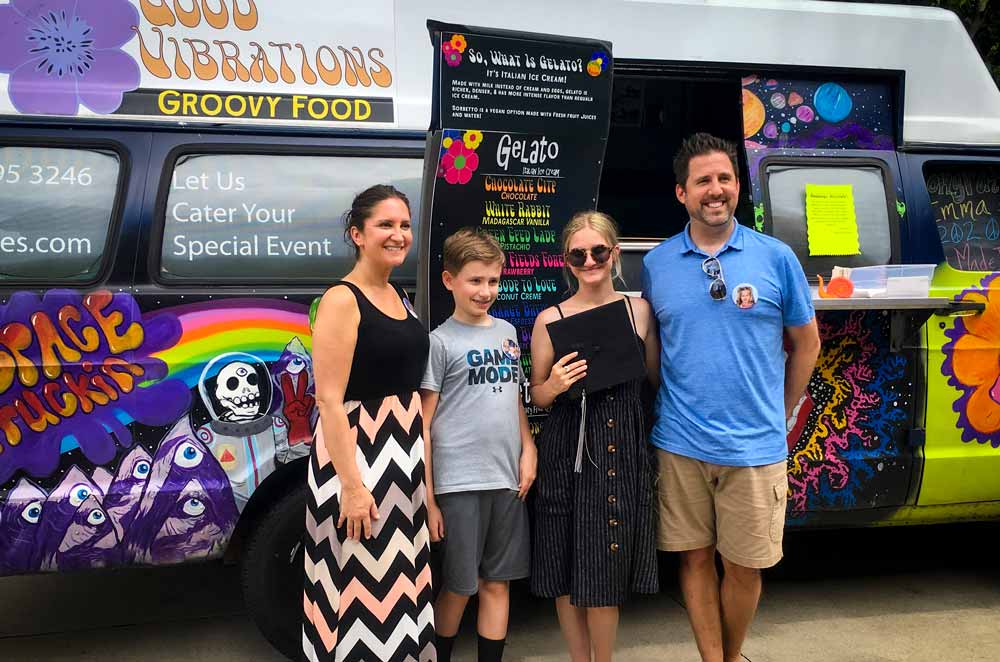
656, 449, 787, 569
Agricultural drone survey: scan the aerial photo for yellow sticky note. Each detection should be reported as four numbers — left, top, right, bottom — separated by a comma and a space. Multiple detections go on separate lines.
805, 184, 861, 256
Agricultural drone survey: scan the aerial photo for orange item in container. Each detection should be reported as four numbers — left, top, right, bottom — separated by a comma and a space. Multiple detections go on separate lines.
817, 274, 855, 298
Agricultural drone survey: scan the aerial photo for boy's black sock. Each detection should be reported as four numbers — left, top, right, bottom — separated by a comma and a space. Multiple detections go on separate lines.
477, 634, 506, 662
436, 633, 457, 662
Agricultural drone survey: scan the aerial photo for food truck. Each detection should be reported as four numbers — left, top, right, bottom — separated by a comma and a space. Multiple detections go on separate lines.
1, 0, 998, 656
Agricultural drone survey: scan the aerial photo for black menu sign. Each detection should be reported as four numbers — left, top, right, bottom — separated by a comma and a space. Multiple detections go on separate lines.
419, 21, 613, 424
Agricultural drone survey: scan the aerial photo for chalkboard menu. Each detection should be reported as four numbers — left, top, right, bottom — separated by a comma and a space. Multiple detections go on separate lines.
419, 22, 613, 422
926, 163, 1000, 272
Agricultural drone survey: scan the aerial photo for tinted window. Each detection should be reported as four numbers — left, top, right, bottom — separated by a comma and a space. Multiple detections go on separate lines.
160, 154, 422, 282
925, 162, 1000, 272
764, 164, 894, 277
0, 147, 119, 282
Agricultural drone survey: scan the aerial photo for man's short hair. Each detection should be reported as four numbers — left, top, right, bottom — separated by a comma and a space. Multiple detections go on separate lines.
443, 228, 506, 274
673, 133, 740, 187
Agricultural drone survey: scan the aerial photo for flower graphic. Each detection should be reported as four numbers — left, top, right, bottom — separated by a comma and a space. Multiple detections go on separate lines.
463, 130, 483, 150
440, 140, 479, 185
442, 136, 454, 149
450, 34, 467, 53
442, 40, 462, 68
942, 273, 1000, 448
0, 0, 141, 116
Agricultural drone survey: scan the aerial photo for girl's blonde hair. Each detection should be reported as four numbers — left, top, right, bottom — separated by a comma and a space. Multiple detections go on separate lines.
561, 210, 624, 290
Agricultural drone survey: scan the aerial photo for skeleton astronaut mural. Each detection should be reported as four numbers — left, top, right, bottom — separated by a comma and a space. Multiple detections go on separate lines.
197, 352, 289, 508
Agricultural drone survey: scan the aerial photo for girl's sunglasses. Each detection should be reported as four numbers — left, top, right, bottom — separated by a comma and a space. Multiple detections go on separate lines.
565, 244, 612, 268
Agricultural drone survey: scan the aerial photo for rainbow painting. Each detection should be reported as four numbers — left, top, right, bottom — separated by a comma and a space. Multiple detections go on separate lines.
149, 298, 313, 387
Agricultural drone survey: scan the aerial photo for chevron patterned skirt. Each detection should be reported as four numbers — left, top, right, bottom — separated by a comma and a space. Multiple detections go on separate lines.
303, 391, 436, 662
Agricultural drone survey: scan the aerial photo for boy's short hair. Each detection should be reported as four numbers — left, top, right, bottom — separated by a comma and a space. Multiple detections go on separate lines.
673, 132, 740, 187
443, 228, 506, 274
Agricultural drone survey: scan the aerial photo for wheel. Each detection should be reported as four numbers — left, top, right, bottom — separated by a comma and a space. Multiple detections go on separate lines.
241, 482, 308, 661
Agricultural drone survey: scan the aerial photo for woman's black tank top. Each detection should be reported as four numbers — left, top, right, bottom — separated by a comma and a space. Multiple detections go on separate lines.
333, 281, 429, 402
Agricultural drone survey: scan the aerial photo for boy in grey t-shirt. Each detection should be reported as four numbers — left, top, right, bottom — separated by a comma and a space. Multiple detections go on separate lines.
420, 229, 536, 662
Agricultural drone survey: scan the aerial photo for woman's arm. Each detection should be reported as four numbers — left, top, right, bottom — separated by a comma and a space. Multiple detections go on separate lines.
633, 297, 661, 391
419, 389, 444, 541
312, 286, 377, 541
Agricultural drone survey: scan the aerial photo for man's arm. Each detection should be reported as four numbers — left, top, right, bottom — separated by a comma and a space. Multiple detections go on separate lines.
784, 319, 821, 418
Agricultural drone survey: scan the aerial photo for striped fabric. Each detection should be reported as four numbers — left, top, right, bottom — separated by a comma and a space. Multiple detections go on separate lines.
532, 378, 659, 607
303, 391, 436, 662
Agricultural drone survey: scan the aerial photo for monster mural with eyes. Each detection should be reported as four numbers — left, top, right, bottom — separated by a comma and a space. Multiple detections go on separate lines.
103, 446, 153, 540
125, 418, 239, 565
0, 478, 47, 574
38, 467, 117, 571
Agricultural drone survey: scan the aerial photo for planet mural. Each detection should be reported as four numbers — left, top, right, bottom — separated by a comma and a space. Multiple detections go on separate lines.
740, 75, 892, 149
742, 88, 765, 139
813, 82, 853, 123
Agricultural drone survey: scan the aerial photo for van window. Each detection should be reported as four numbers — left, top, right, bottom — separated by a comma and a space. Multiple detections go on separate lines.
0, 146, 120, 282
159, 153, 423, 283
763, 162, 895, 277
600, 73, 750, 240
924, 162, 1000, 272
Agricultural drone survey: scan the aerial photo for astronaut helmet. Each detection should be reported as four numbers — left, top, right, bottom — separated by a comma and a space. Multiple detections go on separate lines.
198, 352, 273, 424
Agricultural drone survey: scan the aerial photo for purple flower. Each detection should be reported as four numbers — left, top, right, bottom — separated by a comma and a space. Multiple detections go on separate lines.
0, 0, 141, 115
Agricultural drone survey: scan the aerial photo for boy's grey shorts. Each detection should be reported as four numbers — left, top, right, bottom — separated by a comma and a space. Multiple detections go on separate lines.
436, 489, 530, 596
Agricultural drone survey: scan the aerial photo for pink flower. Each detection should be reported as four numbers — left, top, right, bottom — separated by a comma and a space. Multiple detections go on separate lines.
444, 50, 462, 68
441, 141, 478, 184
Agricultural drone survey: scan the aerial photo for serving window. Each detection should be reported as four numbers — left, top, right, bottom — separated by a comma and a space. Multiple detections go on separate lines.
761, 159, 898, 278
0, 146, 120, 283
158, 152, 423, 284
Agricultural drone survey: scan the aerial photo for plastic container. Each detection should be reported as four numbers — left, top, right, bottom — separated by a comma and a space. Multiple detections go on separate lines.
847, 264, 935, 298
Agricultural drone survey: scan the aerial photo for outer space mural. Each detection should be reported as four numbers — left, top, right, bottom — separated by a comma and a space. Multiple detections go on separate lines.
743, 74, 915, 521
741, 75, 895, 152
0, 291, 315, 574
785, 311, 910, 519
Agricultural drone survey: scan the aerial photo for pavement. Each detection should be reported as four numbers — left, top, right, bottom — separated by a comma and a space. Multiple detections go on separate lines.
1, 523, 998, 662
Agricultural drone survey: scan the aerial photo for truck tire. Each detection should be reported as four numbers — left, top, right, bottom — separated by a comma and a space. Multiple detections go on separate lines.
241, 482, 308, 661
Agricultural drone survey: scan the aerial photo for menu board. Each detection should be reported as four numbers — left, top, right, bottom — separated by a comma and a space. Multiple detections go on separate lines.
927, 164, 1000, 272
420, 23, 613, 423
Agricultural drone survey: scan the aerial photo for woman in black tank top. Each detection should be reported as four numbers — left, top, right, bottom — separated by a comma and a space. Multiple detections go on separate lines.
302, 185, 434, 662
528, 212, 661, 662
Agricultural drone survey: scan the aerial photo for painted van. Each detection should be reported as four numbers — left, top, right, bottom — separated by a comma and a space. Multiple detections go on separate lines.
1, 0, 999, 657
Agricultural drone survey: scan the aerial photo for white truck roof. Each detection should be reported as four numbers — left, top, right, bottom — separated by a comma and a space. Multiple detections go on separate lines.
0, 0, 993, 146
394, 0, 1000, 147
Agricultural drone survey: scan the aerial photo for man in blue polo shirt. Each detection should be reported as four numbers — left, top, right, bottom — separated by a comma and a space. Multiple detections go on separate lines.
641, 133, 820, 662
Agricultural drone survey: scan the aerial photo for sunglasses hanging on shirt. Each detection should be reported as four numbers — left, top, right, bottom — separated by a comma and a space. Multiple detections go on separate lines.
702, 256, 727, 301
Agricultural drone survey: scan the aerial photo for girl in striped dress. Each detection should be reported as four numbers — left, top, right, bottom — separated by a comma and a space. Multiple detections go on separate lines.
529, 212, 660, 662
303, 185, 435, 662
